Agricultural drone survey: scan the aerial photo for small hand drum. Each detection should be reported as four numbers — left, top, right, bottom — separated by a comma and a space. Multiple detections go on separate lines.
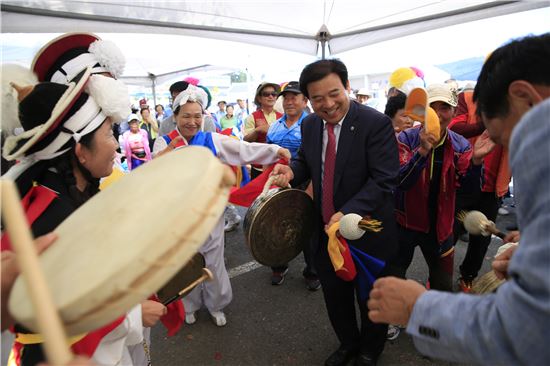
156, 253, 208, 305
243, 177, 315, 267
9, 146, 235, 336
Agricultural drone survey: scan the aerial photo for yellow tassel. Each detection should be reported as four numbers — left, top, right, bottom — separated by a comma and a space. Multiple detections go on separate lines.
357, 217, 383, 232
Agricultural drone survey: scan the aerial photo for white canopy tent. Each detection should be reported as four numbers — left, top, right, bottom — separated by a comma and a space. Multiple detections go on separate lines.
1, 0, 549, 104
2, 1, 547, 55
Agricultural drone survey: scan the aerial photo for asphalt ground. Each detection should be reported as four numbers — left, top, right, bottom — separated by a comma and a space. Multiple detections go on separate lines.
0, 201, 516, 366
150, 200, 517, 366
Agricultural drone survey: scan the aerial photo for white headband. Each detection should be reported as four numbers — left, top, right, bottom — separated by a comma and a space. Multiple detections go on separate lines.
172, 85, 208, 112
50, 53, 107, 84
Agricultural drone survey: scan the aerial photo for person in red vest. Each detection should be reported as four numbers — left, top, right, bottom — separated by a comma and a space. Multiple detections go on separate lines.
450, 86, 511, 292
243, 82, 283, 179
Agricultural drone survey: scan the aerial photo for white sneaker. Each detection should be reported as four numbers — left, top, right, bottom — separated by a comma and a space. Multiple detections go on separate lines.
185, 312, 196, 325
224, 218, 240, 232
498, 207, 510, 215
209, 311, 227, 327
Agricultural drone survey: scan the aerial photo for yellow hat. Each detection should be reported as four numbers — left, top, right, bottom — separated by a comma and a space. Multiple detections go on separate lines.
425, 107, 441, 141
405, 87, 440, 140
389, 67, 415, 89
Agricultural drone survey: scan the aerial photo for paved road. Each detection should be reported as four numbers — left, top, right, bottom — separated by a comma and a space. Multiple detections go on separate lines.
150, 204, 517, 366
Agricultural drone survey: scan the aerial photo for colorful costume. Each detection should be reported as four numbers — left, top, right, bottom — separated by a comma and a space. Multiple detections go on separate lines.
122, 129, 152, 170
153, 129, 281, 317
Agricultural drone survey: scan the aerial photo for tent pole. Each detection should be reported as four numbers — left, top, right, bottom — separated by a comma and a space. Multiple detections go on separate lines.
321, 40, 326, 59
150, 74, 157, 107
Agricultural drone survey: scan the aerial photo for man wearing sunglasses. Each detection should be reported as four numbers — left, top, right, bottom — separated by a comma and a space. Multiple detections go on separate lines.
243, 82, 283, 178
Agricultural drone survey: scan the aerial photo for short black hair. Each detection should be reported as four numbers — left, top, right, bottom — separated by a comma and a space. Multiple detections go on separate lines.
384, 93, 407, 119
474, 33, 550, 119
299, 59, 348, 99
169, 81, 190, 96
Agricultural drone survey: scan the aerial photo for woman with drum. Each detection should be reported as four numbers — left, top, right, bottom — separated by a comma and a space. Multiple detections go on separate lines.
1, 64, 165, 366
153, 86, 290, 326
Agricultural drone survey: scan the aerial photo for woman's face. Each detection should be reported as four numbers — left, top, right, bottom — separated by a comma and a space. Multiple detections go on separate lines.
155, 105, 163, 114
129, 120, 139, 133
78, 118, 119, 178
226, 105, 234, 117
392, 109, 413, 133
259, 87, 277, 108
175, 102, 203, 140
141, 109, 150, 118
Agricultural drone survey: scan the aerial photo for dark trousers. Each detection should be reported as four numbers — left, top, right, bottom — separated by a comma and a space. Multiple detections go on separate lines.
454, 191, 500, 280
315, 242, 397, 357
392, 226, 454, 291
270, 237, 317, 278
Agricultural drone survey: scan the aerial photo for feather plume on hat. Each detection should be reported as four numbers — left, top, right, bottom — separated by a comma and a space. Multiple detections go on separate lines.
1, 64, 38, 136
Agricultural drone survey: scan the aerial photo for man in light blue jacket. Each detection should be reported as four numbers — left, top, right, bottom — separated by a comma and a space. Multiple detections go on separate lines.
367, 33, 550, 365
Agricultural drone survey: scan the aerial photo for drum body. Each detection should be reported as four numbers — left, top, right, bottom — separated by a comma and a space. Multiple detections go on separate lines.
244, 187, 314, 267
156, 253, 206, 304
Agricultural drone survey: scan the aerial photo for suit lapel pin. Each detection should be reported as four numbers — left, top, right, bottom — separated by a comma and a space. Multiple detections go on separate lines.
350, 126, 355, 131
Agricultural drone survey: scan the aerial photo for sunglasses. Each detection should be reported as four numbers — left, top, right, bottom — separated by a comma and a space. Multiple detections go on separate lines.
261, 91, 278, 97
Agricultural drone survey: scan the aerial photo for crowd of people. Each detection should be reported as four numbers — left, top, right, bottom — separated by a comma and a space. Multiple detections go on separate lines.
1, 31, 549, 366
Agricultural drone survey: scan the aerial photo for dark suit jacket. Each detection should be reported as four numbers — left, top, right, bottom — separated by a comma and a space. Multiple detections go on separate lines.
290, 101, 399, 262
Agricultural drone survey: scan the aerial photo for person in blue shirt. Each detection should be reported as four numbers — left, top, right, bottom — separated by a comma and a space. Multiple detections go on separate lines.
367, 33, 550, 365
265, 81, 320, 291
266, 81, 308, 159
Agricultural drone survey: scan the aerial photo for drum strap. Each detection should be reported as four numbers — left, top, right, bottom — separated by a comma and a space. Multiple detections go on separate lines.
1, 184, 58, 251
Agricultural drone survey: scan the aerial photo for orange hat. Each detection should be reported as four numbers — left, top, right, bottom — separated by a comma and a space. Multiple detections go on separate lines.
404, 88, 428, 122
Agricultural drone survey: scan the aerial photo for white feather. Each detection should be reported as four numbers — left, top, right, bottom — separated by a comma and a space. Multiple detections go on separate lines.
463, 210, 489, 236
88, 40, 126, 78
339, 213, 365, 240
1, 64, 38, 136
85, 75, 130, 124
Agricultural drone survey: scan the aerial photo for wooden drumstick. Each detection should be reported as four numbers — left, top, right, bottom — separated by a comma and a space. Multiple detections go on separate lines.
1, 180, 72, 365
162, 268, 213, 306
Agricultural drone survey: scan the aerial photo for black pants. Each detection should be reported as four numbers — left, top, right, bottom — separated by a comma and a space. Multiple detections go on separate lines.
454, 191, 500, 280
271, 237, 317, 278
392, 226, 454, 291
315, 242, 398, 357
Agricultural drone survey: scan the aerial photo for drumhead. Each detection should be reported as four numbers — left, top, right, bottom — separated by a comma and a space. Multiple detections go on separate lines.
244, 188, 314, 267
9, 146, 234, 335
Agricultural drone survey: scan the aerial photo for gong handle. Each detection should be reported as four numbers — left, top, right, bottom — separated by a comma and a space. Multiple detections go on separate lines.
261, 175, 291, 197
1, 180, 72, 365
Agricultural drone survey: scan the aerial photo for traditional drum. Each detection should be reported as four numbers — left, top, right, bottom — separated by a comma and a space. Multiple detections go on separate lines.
156, 253, 211, 305
243, 176, 315, 267
8, 146, 235, 336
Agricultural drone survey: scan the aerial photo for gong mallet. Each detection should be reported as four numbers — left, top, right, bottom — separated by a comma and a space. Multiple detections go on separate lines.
338, 213, 383, 240
458, 210, 506, 239
162, 268, 213, 306
1, 179, 73, 365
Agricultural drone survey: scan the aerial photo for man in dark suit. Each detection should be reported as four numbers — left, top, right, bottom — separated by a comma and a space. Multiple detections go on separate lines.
273, 59, 399, 366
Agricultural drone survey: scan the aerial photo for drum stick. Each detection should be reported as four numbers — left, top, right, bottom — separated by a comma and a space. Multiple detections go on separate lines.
162, 268, 213, 306
484, 223, 507, 239
1, 180, 72, 365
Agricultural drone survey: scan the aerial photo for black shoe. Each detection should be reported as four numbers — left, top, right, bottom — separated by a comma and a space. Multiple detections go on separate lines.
271, 268, 289, 285
325, 347, 358, 366
305, 277, 321, 291
355, 353, 378, 366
